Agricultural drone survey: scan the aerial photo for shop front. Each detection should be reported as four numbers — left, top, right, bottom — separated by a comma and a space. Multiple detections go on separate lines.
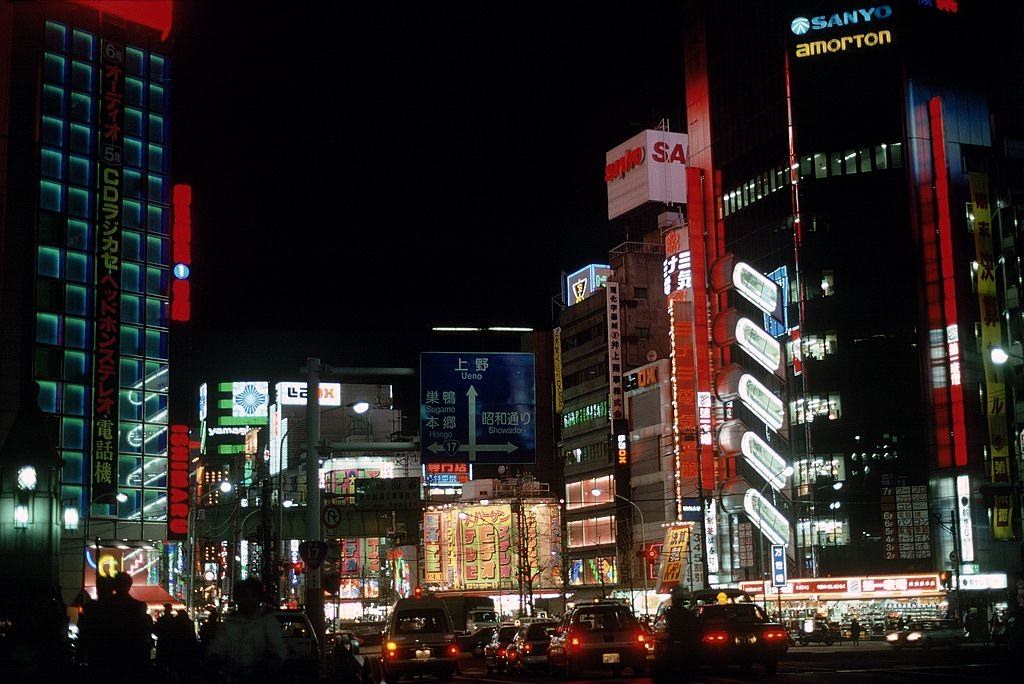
740, 574, 946, 639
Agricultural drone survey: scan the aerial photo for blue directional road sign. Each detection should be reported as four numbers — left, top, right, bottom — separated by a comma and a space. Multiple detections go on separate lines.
420, 352, 536, 464
771, 544, 787, 587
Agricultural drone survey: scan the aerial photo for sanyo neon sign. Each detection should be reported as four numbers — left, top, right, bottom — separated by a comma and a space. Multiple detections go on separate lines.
791, 5, 892, 35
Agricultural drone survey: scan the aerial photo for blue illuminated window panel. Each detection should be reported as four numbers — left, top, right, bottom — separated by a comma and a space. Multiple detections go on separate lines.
41, 148, 63, 179
41, 117, 65, 147
44, 53, 67, 84
69, 155, 91, 185
69, 123, 90, 153
42, 84, 65, 116
65, 251, 91, 283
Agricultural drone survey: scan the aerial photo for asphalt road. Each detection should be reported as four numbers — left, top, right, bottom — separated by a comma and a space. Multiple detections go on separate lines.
434, 641, 1017, 683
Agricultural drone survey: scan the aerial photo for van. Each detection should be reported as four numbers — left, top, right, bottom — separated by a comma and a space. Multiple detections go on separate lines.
381, 595, 459, 683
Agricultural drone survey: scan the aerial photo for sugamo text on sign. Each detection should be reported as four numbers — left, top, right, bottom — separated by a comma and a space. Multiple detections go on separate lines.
420, 353, 536, 464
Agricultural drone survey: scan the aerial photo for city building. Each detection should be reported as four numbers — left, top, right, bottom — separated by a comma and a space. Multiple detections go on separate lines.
678, 0, 1021, 613
557, 217, 676, 609
191, 378, 420, 621
0, 1, 181, 610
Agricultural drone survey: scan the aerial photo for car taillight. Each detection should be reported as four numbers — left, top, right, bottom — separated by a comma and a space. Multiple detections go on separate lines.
637, 633, 647, 644
523, 643, 532, 653
569, 633, 580, 647
498, 648, 506, 656
702, 631, 729, 645
763, 630, 788, 641
449, 644, 459, 656
386, 641, 397, 651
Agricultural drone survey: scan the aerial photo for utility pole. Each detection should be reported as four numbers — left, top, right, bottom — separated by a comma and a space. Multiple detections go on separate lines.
303, 357, 324, 669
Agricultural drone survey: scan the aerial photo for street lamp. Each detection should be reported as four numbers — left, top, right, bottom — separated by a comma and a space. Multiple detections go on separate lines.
591, 488, 650, 619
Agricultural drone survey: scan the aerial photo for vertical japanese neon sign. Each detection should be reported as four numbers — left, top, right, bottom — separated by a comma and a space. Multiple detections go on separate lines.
90, 39, 125, 504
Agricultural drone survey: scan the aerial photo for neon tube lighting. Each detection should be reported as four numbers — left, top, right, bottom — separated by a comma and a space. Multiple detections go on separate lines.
737, 374, 785, 431
733, 262, 779, 315
743, 489, 790, 546
736, 317, 782, 373
740, 431, 789, 491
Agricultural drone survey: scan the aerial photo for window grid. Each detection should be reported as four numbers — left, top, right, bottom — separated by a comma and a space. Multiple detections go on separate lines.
35, 22, 171, 522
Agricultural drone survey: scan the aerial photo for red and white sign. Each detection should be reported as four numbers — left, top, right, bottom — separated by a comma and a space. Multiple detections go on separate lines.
168, 424, 190, 539
605, 130, 688, 219
741, 574, 941, 599
276, 381, 343, 406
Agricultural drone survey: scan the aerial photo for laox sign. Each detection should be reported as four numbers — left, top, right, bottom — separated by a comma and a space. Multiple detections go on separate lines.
605, 141, 686, 182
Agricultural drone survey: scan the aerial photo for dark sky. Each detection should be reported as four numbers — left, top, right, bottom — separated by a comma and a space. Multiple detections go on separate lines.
173, 2, 684, 343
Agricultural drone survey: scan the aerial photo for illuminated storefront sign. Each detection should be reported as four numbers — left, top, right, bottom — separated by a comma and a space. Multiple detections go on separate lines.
423, 462, 471, 484
790, 5, 892, 35
171, 184, 192, 322
743, 489, 790, 547
423, 503, 562, 591
565, 264, 611, 305
958, 573, 1007, 591
968, 173, 1014, 540
606, 129, 688, 219
553, 327, 564, 412
957, 475, 975, 562
614, 429, 629, 466
604, 146, 645, 182
168, 424, 189, 539
624, 365, 659, 391
606, 282, 624, 420
232, 382, 269, 418
705, 499, 720, 574
795, 30, 892, 58
198, 383, 208, 422
90, 37, 126, 505
663, 250, 692, 296
741, 573, 940, 599
276, 381, 343, 407
656, 524, 691, 593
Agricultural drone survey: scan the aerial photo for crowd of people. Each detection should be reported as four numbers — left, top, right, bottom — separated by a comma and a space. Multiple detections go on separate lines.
75, 574, 286, 682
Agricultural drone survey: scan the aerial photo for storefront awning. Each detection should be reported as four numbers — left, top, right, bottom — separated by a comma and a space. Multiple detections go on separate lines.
85, 583, 184, 610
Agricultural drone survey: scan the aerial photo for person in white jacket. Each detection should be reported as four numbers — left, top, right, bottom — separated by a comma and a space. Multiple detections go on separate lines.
206, 578, 287, 682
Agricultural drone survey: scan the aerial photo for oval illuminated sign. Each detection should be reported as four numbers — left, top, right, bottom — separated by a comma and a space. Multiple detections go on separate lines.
743, 489, 791, 547
736, 317, 782, 373
738, 373, 785, 431
740, 431, 789, 491
733, 262, 779, 315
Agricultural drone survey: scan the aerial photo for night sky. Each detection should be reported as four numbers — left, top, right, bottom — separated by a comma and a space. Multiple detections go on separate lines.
172, 2, 684, 376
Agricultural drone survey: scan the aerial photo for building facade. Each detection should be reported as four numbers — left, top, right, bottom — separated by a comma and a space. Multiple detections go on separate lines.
680, 0, 1022, 598
0, 1, 181, 608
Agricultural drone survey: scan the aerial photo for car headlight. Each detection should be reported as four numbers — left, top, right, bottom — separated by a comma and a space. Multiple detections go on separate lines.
885, 633, 899, 642
906, 632, 922, 642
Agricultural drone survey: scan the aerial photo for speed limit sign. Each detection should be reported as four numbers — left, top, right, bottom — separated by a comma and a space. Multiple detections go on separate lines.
322, 504, 342, 530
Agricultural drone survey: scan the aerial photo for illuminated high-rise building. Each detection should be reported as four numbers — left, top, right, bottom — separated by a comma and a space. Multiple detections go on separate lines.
0, 1, 186, 608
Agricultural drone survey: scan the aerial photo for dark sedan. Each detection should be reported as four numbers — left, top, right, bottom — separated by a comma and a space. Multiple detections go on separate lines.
484, 624, 519, 674
506, 621, 558, 674
695, 603, 788, 675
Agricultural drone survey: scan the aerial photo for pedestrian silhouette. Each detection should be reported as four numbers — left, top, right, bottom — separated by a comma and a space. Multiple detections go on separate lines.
206, 578, 286, 683
198, 607, 221, 657
80, 572, 153, 676
154, 602, 177, 672
850, 618, 861, 646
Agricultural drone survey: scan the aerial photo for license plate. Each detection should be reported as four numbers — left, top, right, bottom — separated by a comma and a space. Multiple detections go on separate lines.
416, 649, 431, 660
737, 635, 755, 645
602, 653, 620, 664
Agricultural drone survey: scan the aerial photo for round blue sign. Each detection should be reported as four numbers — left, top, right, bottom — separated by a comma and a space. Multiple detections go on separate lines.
173, 263, 190, 280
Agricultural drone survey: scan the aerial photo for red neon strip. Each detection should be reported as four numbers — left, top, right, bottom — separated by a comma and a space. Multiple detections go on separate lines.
172, 184, 191, 263
929, 97, 967, 467
74, 1, 173, 40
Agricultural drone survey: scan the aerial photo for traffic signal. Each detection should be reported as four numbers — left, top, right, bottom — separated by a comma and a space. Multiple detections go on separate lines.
643, 546, 659, 563
292, 561, 305, 574
413, 585, 423, 599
